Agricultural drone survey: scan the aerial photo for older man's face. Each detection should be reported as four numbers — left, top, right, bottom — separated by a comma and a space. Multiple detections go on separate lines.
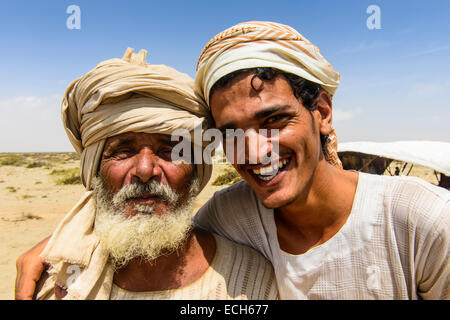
98, 131, 194, 218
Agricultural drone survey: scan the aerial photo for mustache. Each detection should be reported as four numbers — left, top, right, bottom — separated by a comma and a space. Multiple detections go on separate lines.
111, 180, 179, 208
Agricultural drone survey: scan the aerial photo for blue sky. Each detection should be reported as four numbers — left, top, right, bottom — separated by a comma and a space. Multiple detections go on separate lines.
0, 0, 449, 151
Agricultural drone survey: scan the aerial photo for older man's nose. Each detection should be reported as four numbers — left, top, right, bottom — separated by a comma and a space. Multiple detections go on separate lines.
133, 148, 160, 183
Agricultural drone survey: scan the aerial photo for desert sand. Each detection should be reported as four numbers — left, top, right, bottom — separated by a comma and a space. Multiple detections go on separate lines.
0, 153, 440, 299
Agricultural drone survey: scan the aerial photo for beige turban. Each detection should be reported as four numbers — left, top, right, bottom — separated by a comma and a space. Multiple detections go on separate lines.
63, 48, 213, 191
195, 21, 342, 168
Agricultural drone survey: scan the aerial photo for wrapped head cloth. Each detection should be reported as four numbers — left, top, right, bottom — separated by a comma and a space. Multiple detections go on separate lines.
63, 48, 213, 191
195, 21, 342, 168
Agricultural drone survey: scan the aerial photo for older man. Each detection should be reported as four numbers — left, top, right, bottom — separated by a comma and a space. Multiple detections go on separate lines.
23, 48, 277, 300
17, 22, 449, 300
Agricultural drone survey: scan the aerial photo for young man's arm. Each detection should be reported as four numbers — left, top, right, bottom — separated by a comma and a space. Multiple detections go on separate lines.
416, 201, 449, 300
15, 236, 50, 300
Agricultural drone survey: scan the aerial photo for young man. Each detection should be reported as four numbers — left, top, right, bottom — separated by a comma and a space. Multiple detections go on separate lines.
193, 21, 449, 299
19, 47, 277, 300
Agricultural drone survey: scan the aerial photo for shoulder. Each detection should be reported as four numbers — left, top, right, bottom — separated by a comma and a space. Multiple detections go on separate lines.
207, 181, 262, 217
194, 180, 260, 228
193, 181, 274, 260
361, 173, 449, 239
359, 172, 449, 211
214, 232, 271, 265
212, 233, 278, 299
211, 180, 258, 203
378, 174, 448, 217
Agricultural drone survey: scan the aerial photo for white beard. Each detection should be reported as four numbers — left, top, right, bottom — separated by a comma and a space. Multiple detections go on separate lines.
92, 176, 199, 270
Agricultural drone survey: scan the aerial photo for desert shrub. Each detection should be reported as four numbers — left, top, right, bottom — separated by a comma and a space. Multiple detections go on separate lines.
6, 186, 17, 192
212, 167, 242, 186
1, 213, 42, 222
22, 194, 35, 199
26, 161, 47, 168
50, 168, 82, 185
0, 154, 26, 166
58, 175, 82, 185
23, 213, 42, 220
65, 152, 80, 161
50, 168, 78, 175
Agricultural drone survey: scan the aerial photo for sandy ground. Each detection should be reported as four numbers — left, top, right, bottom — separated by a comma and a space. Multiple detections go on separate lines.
0, 153, 440, 299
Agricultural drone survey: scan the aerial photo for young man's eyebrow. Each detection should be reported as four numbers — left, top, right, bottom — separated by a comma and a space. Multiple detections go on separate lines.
217, 105, 292, 132
253, 104, 292, 120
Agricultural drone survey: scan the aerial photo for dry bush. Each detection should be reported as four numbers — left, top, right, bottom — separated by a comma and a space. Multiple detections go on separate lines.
0, 154, 27, 166
6, 186, 17, 193
65, 152, 80, 161
50, 168, 82, 185
212, 166, 242, 186
1, 213, 42, 222
26, 161, 47, 168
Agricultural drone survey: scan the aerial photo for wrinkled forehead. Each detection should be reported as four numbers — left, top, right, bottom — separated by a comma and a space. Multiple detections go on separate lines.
104, 131, 174, 149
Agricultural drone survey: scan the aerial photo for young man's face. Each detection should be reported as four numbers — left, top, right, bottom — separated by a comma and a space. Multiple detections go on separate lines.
210, 72, 332, 208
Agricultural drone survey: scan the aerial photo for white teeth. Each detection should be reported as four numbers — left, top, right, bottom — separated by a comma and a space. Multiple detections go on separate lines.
251, 159, 289, 177
259, 174, 275, 181
260, 165, 273, 175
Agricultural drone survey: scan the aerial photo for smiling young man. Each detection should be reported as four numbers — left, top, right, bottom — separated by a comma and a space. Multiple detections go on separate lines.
208, 69, 358, 253
193, 21, 449, 299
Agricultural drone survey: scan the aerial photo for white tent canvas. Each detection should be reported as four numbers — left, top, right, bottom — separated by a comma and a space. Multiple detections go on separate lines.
338, 141, 450, 176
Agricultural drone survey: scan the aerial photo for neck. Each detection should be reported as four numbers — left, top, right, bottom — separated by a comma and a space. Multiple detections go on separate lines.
113, 227, 215, 292
275, 160, 358, 254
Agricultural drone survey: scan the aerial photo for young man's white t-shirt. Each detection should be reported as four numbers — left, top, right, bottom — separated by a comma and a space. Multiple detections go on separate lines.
194, 173, 449, 299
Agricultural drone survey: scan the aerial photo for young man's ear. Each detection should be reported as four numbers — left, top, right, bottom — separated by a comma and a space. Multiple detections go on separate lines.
315, 90, 333, 136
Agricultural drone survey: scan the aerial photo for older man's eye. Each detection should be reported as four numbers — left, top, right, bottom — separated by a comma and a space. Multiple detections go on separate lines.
158, 148, 173, 160
111, 149, 134, 158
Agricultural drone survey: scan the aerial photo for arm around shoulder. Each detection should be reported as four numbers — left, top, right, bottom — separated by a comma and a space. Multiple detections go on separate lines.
15, 235, 51, 300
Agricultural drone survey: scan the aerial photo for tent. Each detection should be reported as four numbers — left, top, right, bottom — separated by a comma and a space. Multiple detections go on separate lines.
337, 141, 450, 188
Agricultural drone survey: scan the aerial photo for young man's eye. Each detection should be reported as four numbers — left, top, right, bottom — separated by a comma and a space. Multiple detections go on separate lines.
263, 114, 292, 129
265, 114, 289, 125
